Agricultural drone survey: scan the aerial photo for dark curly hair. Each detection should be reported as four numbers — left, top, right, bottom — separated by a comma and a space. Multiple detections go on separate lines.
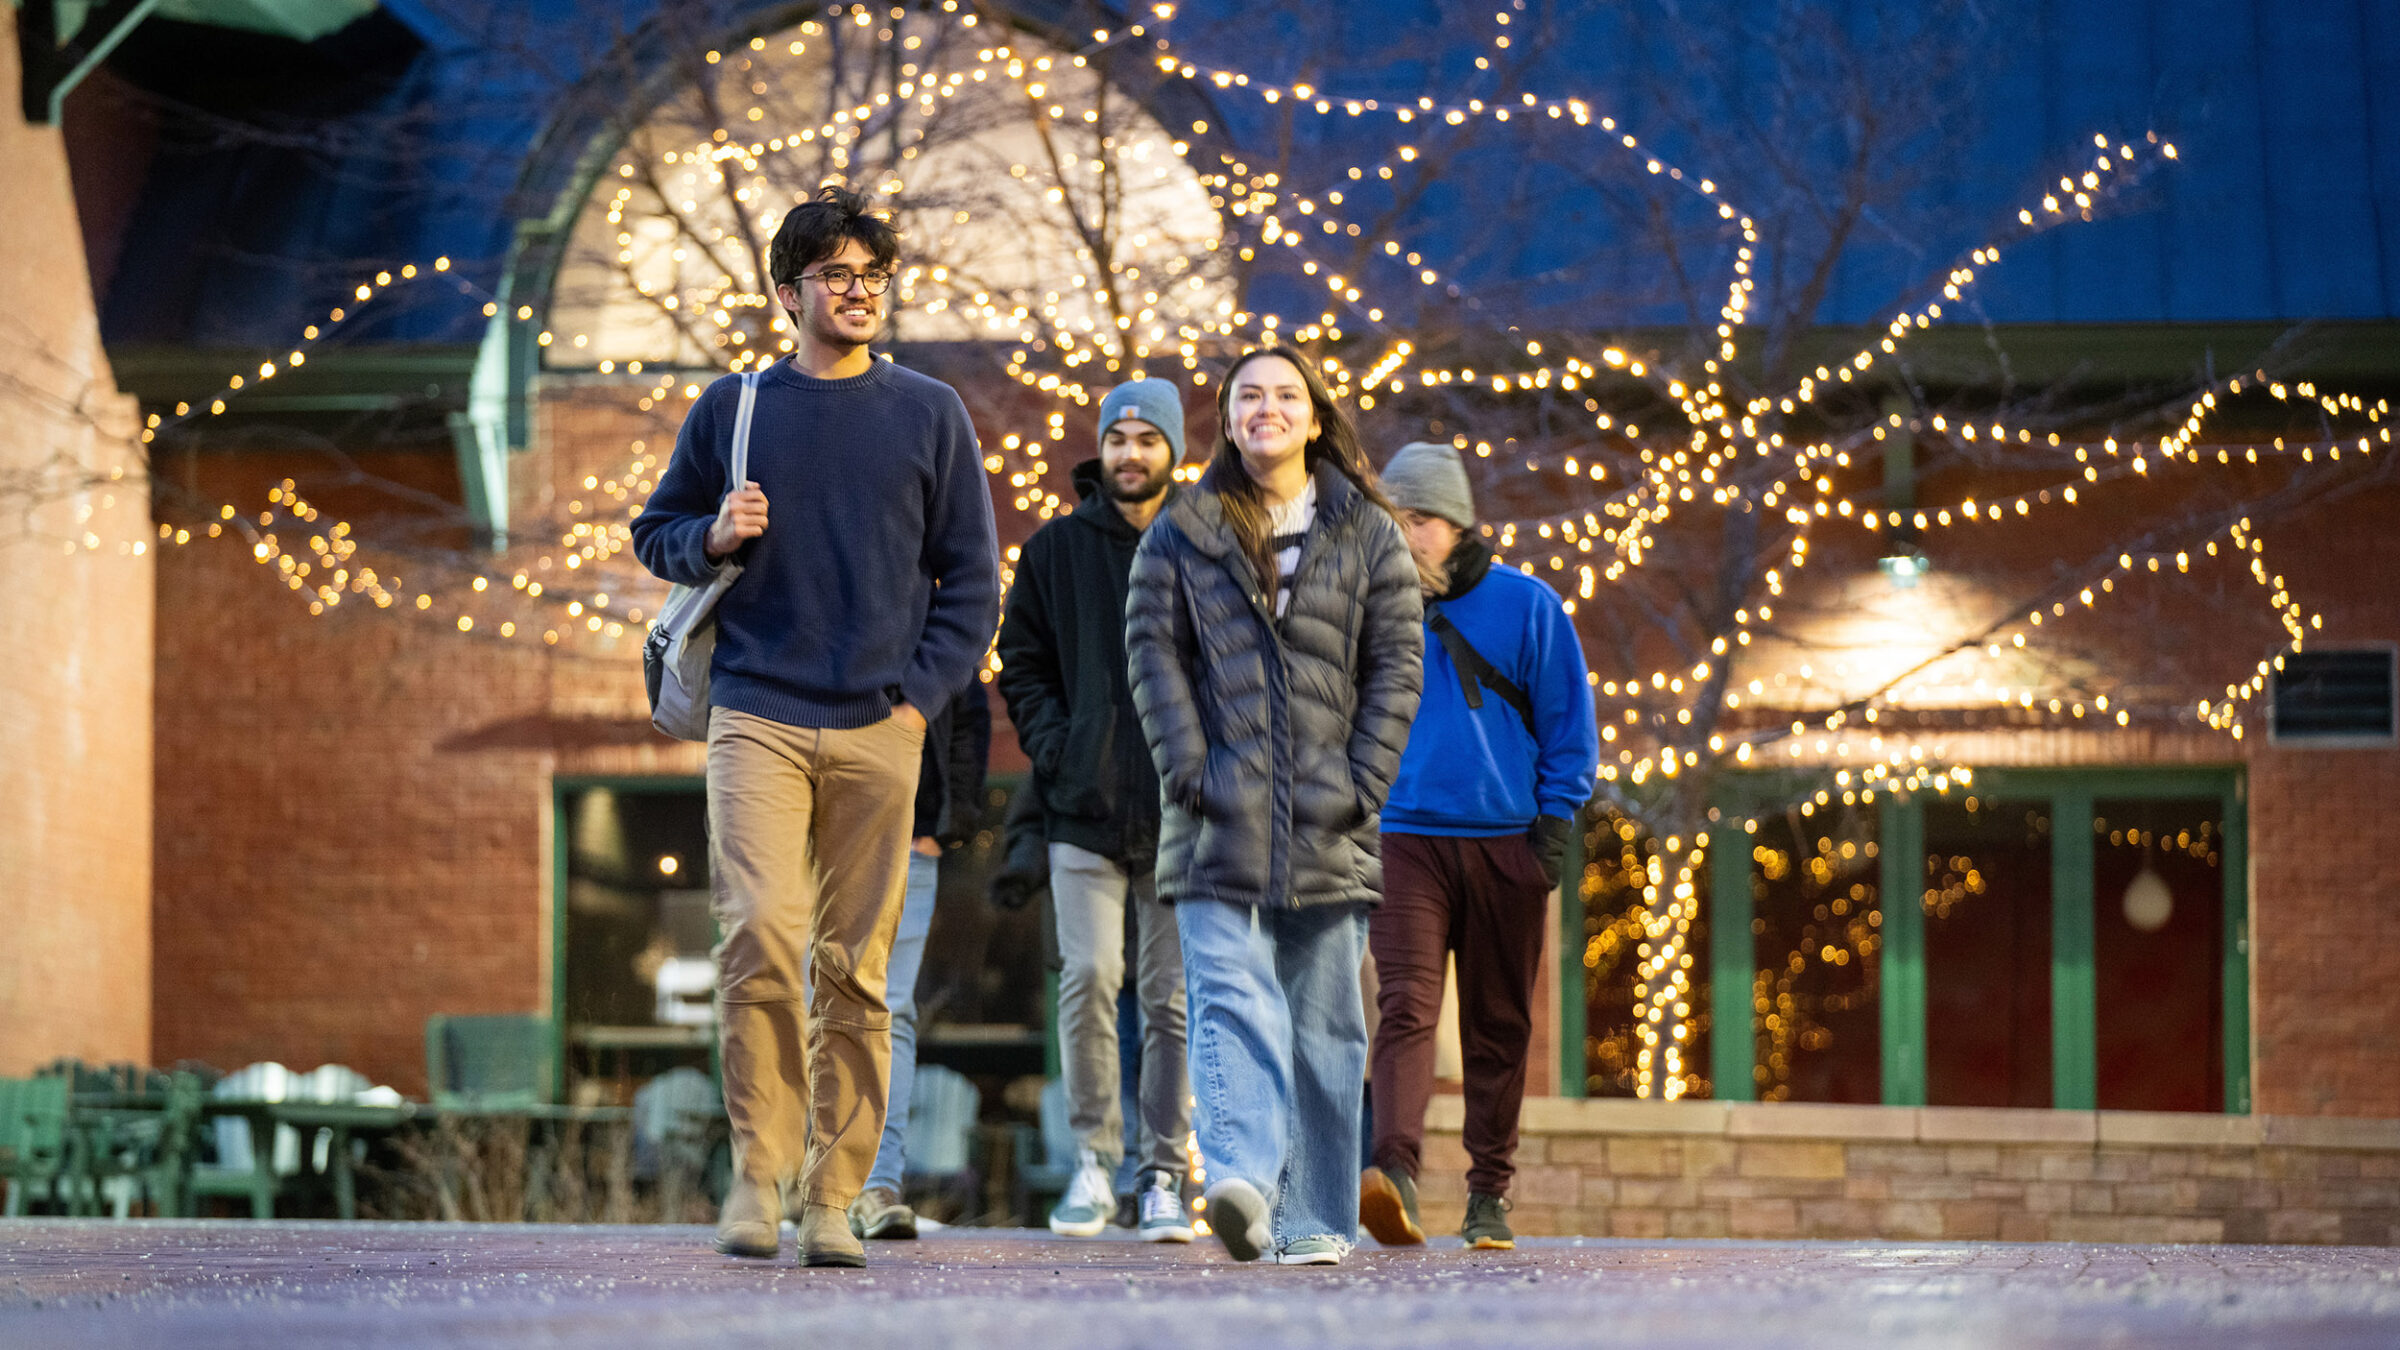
767, 185, 901, 295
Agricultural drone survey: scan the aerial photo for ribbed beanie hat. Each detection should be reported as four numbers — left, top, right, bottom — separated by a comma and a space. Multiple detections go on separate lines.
1097, 378, 1188, 464
1381, 440, 1475, 528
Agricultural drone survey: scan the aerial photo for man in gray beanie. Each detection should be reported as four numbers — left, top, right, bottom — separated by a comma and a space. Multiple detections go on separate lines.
1360, 439, 1599, 1253
995, 377, 1194, 1242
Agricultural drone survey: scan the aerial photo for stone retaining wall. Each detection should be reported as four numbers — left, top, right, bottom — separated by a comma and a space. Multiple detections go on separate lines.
1418, 1098, 2400, 1244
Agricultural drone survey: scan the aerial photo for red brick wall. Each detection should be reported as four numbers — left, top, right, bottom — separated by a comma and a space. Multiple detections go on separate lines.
0, 12, 154, 1076
149, 444, 558, 1095
2246, 486, 2400, 1118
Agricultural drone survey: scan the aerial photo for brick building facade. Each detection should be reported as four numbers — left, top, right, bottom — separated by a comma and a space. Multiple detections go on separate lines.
10, 0, 2400, 1246
135, 371, 2400, 1126
0, 14, 153, 1077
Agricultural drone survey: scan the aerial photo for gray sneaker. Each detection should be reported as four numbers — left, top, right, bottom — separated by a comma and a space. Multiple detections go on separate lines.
1048, 1148, 1113, 1237
1461, 1191, 1515, 1250
1274, 1235, 1348, 1265
1137, 1171, 1194, 1243
847, 1186, 918, 1240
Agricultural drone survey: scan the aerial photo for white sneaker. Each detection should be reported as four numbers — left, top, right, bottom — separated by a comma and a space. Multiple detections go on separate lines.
1048, 1147, 1114, 1237
1137, 1172, 1195, 1243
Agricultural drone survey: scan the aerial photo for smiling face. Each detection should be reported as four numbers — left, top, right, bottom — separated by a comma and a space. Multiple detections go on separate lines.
1101, 419, 1175, 503
773, 237, 888, 355
1225, 353, 1319, 480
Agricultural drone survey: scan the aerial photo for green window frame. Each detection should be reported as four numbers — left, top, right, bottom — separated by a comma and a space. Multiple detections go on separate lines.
1702, 766, 2249, 1114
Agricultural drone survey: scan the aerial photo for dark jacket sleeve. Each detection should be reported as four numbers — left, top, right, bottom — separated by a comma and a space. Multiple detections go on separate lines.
629, 378, 734, 586
1348, 511, 1426, 816
1126, 524, 1209, 811
943, 680, 993, 844
988, 779, 1050, 911
992, 527, 1069, 779
898, 389, 1002, 721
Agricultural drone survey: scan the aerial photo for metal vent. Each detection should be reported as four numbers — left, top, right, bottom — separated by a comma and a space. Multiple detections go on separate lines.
2269, 646, 2398, 746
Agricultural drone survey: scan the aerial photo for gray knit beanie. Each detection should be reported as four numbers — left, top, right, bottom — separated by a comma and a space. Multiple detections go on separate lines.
1381, 441, 1476, 528
1097, 377, 1188, 464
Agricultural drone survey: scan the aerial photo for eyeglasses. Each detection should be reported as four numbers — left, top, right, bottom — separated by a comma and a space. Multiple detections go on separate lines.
797, 267, 894, 296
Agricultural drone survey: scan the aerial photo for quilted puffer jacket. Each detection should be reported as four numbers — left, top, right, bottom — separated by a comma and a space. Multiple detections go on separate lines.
1125, 461, 1424, 909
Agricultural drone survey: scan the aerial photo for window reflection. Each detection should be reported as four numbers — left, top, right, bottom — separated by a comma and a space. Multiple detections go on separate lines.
1747, 807, 1880, 1103
1577, 809, 1712, 1099
2094, 799, 2224, 1112
1922, 796, 2052, 1107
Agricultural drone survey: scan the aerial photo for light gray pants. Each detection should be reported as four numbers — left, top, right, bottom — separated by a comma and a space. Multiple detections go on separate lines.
1050, 841, 1190, 1178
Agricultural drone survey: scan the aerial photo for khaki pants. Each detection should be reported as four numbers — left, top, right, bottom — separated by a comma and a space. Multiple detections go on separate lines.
707, 707, 923, 1210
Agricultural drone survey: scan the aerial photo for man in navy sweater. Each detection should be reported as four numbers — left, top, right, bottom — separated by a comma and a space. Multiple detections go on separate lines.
631, 187, 999, 1268
1358, 441, 1598, 1253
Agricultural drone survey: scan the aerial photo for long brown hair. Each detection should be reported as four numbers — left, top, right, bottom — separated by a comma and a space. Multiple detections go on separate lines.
1202, 344, 1410, 603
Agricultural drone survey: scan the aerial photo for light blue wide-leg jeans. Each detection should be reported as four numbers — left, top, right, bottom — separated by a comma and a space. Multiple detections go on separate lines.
862, 849, 940, 1194
1177, 898, 1369, 1251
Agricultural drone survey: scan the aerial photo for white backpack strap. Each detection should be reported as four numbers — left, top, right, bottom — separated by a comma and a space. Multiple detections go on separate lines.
728, 369, 761, 490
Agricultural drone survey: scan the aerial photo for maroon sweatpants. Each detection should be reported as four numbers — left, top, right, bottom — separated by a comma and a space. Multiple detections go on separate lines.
1368, 831, 1550, 1196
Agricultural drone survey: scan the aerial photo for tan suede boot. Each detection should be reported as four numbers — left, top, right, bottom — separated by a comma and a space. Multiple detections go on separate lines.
798, 1202, 866, 1268
714, 1175, 781, 1259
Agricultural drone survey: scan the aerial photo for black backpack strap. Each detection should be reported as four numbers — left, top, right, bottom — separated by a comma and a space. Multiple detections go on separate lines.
1426, 603, 1535, 732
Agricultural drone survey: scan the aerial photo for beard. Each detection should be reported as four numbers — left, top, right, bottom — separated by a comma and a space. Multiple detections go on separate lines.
807, 303, 879, 351
1103, 461, 1174, 503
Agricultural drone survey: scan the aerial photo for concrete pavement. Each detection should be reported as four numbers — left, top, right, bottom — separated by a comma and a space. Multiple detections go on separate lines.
4, 1220, 2399, 1348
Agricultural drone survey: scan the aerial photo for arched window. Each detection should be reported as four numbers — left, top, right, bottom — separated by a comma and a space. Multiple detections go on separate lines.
545, 11, 1232, 379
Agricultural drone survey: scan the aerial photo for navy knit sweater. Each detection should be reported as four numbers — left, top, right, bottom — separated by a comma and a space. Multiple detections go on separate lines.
631, 358, 1000, 729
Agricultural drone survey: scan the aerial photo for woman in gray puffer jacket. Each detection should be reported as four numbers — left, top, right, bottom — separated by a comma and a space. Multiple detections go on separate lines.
1126, 345, 1424, 1265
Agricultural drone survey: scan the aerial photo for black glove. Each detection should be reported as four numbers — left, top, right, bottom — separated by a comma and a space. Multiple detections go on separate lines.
1527, 813, 1572, 890
988, 869, 1043, 912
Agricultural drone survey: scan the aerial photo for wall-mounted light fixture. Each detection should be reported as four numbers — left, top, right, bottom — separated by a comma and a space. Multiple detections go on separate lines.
1878, 550, 1931, 586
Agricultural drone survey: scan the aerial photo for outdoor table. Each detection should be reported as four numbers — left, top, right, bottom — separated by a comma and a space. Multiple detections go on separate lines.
427, 1103, 632, 1124
567, 1024, 714, 1101
200, 1099, 417, 1221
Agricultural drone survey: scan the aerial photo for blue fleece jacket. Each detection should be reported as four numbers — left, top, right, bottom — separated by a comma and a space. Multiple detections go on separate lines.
630, 358, 1000, 729
1381, 556, 1599, 835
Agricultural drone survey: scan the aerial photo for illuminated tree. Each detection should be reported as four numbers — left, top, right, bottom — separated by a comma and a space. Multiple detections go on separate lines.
1123, 0, 2394, 1099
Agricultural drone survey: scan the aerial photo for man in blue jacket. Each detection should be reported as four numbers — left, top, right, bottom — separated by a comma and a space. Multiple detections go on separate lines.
631, 187, 999, 1268
1358, 441, 1598, 1252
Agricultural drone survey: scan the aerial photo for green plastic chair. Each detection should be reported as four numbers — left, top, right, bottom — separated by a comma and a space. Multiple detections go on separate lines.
426, 1015, 554, 1110
0, 1076, 72, 1216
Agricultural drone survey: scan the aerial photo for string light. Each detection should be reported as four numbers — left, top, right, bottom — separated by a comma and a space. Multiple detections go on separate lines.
113, 6, 2381, 1103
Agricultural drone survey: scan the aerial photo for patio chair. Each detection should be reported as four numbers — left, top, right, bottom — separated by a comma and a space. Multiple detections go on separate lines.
652, 957, 717, 1028
0, 1076, 72, 1216
58, 1070, 206, 1219
631, 1067, 721, 1182
188, 1063, 293, 1217
1008, 1076, 1077, 1225
901, 1063, 981, 1218
426, 1014, 553, 1110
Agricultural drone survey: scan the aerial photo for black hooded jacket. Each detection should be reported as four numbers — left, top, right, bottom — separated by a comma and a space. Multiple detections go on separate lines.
994, 459, 1167, 871
913, 678, 992, 845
